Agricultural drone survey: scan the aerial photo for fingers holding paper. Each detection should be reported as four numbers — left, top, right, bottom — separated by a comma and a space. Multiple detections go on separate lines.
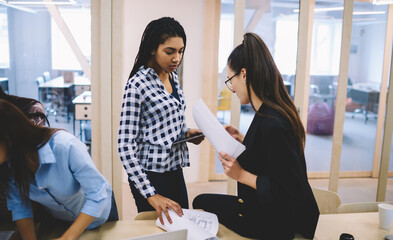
147, 194, 183, 225
218, 151, 244, 181
219, 151, 258, 190
223, 124, 244, 143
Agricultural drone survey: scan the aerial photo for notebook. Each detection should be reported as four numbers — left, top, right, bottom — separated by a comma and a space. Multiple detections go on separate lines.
125, 229, 187, 240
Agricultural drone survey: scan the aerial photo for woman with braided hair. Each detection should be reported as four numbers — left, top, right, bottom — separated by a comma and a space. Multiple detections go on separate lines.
118, 17, 204, 225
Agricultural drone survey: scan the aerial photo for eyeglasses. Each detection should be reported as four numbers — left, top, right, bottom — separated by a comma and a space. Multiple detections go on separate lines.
225, 72, 239, 91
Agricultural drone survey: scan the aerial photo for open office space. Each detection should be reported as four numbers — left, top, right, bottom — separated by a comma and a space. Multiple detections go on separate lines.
1, 0, 393, 239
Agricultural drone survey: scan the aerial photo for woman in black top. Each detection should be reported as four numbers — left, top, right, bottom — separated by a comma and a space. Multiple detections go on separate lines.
193, 33, 319, 239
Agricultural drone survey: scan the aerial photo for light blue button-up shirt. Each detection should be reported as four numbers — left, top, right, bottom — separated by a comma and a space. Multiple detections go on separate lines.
7, 131, 112, 230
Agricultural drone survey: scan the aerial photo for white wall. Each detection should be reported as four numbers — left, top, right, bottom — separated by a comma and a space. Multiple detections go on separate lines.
123, 0, 205, 183
349, 22, 386, 85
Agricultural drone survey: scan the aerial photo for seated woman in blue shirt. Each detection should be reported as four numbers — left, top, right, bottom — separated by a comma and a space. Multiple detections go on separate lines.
0, 99, 118, 240
118, 17, 204, 225
193, 33, 319, 239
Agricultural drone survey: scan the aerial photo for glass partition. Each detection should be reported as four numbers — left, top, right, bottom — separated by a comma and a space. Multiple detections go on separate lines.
341, 2, 388, 175
0, 1, 92, 152
305, 0, 344, 174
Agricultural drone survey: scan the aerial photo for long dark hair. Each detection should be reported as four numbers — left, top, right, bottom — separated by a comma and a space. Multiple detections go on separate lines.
0, 100, 56, 203
0, 86, 50, 126
227, 33, 305, 152
129, 17, 187, 79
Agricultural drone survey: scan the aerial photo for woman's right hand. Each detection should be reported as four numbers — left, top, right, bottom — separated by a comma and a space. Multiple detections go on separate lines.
147, 194, 183, 225
224, 124, 244, 143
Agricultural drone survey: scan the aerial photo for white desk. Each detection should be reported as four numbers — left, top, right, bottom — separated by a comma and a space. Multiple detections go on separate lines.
314, 212, 392, 240
72, 91, 91, 140
79, 220, 257, 240
13, 212, 391, 240
38, 76, 90, 88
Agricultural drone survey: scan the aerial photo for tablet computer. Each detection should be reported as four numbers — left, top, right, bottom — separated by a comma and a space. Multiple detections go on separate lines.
173, 133, 204, 144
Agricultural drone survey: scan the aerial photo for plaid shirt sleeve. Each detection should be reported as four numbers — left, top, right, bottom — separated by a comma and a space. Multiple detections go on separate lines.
117, 81, 157, 199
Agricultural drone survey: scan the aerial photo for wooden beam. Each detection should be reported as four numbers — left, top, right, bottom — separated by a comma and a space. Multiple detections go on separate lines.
43, 0, 91, 79
245, 2, 269, 33
329, 0, 354, 193
372, 4, 393, 178
293, 0, 314, 127
111, 0, 124, 220
227, 0, 245, 196
199, 0, 221, 183
377, 25, 393, 202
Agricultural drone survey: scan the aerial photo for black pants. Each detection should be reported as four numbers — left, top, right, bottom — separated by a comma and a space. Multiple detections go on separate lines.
193, 194, 261, 239
129, 168, 189, 212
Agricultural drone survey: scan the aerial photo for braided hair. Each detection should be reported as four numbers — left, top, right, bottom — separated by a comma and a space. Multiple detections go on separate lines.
129, 17, 186, 79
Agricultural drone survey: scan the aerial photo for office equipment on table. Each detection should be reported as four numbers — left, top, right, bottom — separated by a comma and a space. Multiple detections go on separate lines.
72, 91, 91, 142
126, 229, 187, 240
349, 86, 380, 124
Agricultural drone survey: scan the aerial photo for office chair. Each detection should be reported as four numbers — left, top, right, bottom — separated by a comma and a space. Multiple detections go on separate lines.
312, 187, 341, 214
36, 76, 59, 122
43, 71, 51, 82
336, 202, 379, 213
134, 211, 158, 220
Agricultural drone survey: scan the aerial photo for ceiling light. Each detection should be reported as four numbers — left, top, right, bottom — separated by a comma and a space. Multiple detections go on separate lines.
353, 11, 386, 15
8, 0, 76, 5
293, 7, 344, 13
0, 0, 36, 13
372, 0, 393, 5
353, 18, 377, 21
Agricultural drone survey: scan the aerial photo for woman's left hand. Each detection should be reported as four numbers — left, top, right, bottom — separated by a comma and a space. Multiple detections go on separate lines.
186, 129, 205, 145
218, 151, 244, 181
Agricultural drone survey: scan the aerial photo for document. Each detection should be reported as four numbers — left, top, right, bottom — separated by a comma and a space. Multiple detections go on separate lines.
156, 209, 219, 240
192, 99, 245, 158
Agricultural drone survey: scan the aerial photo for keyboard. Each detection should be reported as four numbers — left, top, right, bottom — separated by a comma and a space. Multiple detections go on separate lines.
182, 209, 219, 235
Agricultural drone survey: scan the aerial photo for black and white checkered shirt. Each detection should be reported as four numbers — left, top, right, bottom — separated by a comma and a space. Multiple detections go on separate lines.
118, 66, 190, 199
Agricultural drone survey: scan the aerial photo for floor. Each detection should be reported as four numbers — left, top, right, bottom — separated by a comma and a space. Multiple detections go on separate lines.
121, 178, 393, 220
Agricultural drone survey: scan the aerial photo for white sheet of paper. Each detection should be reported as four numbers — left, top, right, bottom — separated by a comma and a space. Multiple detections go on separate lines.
192, 99, 245, 158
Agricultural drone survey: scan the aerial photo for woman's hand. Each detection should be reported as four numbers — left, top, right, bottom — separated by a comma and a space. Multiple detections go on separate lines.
219, 151, 257, 189
223, 125, 244, 143
186, 129, 205, 145
218, 151, 245, 181
147, 194, 183, 225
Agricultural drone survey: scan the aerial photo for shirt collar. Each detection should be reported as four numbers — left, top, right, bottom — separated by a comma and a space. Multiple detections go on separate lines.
139, 65, 156, 76
38, 140, 56, 164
